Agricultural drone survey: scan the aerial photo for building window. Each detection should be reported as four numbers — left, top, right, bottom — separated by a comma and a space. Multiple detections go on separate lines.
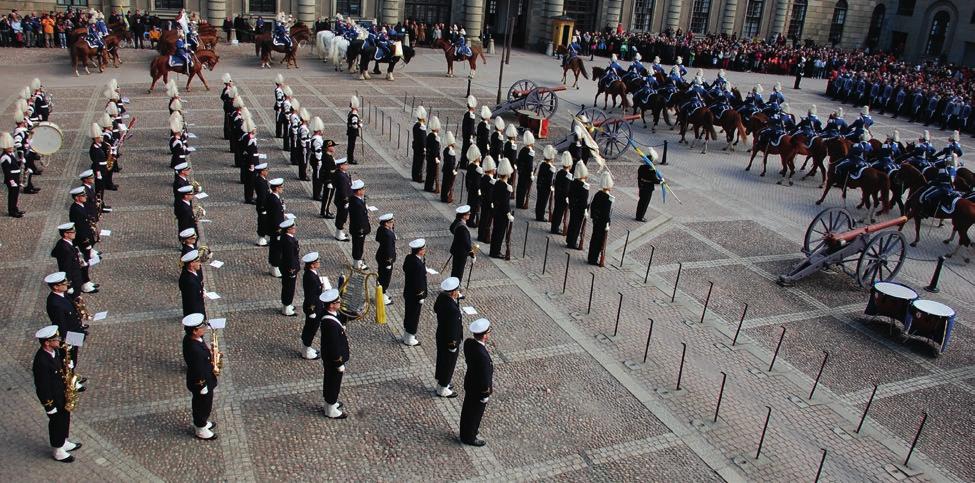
865, 4, 885, 49
57, 0, 89, 5
155, 0, 184, 9
405, 0, 453, 26
564, 0, 598, 34
633, 0, 656, 32
787, 0, 807, 40
689, 0, 712, 34
896, 0, 915, 16
336, 0, 362, 17
742, 0, 764, 38
248, 0, 275, 13
828, 0, 847, 46
925, 11, 949, 57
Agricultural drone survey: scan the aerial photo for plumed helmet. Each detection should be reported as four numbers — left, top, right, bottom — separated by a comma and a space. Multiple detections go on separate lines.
89, 123, 102, 139
494, 116, 505, 131
222, 73, 233, 84
275, 73, 285, 85
648, 147, 659, 162
445, 131, 456, 146
0, 132, 13, 150
170, 115, 184, 133
98, 112, 113, 129
543, 145, 557, 160
466, 145, 481, 162
166, 79, 179, 97
481, 155, 496, 172
505, 124, 517, 138
949, 130, 959, 141
653, 56, 660, 64
496, 157, 514, 177
480, 105, 491, 119
300, 108, 310, 121
311, 116, 325, 132
718, 69, 726, 78
523, 130, 535, 145
227, 86, 238, 98
808, 104, 817, 116
232, 97, 244, 108
283, 86, 293, 97
774, 82, 781, 92
601, 171, 614, 190
754, 84, 763, 94
11, 109, 23, 124
892, 130, 900, 143
171, 99, 183, 112
414, 105, 427, 120
30, 78, 41, 91
861, 106, 869, 116
573, 160, 589, 178
18, 86, 30, 100
726, 82, 733, 93
350, 95, 360, 109
781, 103, 791, 114
15, 99, 28, 115
923, 130, 930, 141
467, 95, 477, 109
561, 151, 573, 167
106, 102, 119, 117
634, 53, 642, 61
290, 99, 301, 112
611, 53, 618, 62
243, 117, 257, 133
108, 78, 118, 91
837, 107, 844, 118
429, 116, 441, 131
104, 88, 119, 101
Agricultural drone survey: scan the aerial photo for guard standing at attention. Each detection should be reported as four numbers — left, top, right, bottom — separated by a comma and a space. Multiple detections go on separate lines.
461, 96, 478, 168
375, 213, 396, 306
320, 289, 350, 419
441, 131, 458, 203
635, 147, 661, 222
309, 117, 326, 201
490, 157, 514, 258
534, 145, 557, 221
425, 116, 443, 193
347, 96, 361, 165
349, 180, 371, 270
515, 131, 536, 209
319, 139, 338, 218
566, 161, 590, 250
279, 217, 300, 316
32, 325, 82, 462
459, 318, 494, 446
300, 251, 323, 360
401, 239, 428, 347
434, 277, 463, 398
587, 172, 614, 265
450, 205, 475, 283
179, 249, 206, 317
181, 313, 218, 440
411, 106, 427, 183
490, 117, 505, 160
477, 156, 496, 243
550, 152, 573, 234
465, 146, 483, 227
332, 158, 352, 242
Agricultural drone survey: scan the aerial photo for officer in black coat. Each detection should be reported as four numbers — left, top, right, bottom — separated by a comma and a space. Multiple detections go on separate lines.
32, 325, 80, 462
300, 252, 324, 360
80, 170, 103, 217
44, 272, 87, 367
174, 185, 197, 239
490, 158, 514, 258
68, 187, 96, 266
375, 213, 396, 305
450, 205, 476, 282
181, 313, 218, 440
401, 239, 428, 346
534, 146, 557, 222
587, 173, 614, 265
566, 162, 590, 250
477, 157, 496, 243
434, 277, 463, 398
319, 289, 350, 419
515, 132, 536, 209
636, 149, 662, 222
170, 119, 190, 169
476, 107, 491, 157
332, 159, 352, 241
461, 97, 478, 169
441, 131, 458, 202
465, 147, 483, 228
173, 163, 192, 200
278, 218, 300, 316
264, 179, 286, 277
179, 250, 207, 318
51, 223, 90, 298
349, 180, 371, 269
460, 318, 494, 446
425, 117, 443, 193
550, 152, 573, 234
411, 107, 427, 183
221, 79, 235, 140
502, 126, 519, 195
489, 118, 505, 160
241, 119, 261, 204
347, 96, 361, 164
253, 163, 270, 245
88, 126, 108, 207
309, 118, 326, 201
319, 139, 338, 218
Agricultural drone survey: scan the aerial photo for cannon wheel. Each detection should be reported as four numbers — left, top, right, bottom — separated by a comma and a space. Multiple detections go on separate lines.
855, 231, 907, 288
524, 89, 559, 119
803, 207, 854, 255
507, 79, 537, 101
578, 107, 631, 160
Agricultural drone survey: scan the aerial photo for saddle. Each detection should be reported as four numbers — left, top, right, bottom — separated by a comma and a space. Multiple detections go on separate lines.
273, 37, 292, 47
85, 39, 100, 49
168, 56, 186, 67
769, 133, 786, 147
918, 186, 962, 216
635, 88, 655, 105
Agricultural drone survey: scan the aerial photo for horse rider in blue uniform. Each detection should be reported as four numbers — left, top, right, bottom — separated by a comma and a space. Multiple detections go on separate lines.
680, 74, 707, 119
918, 155, 961, 216
562, 32, 581, 68
453, 29, 472, 59
738, 84, 764, 118
600, 54, 625, 90
186, 21, 200, 51
843, 107, 873, 141
935, 131, 964, 161
871, 131, 900, 174
709, 69, 728, 95
625, 53, 647, 80
794, 105, 822, 140
174, 30, 193, 70
834, 132, 872, 179
666, 65, 684, 88
86, 16, 104, 52
649, 56, 665, 75
342, 19, 358, 41
758, 105, 789, 148
768, 82, 785, 106
709, 82, 734, 119
273, 13, 293, 49
823, 109, 846, 139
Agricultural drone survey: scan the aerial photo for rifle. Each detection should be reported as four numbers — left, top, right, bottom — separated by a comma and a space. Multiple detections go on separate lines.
598, 227, 608, 267
578, 214, 587, 251
504, 217, 512, 260
433, 159, 441, 194
446, 171, 456, 203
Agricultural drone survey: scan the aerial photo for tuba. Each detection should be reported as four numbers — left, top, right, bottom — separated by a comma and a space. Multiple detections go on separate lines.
61, 344, 81, 412
210, 329, 224, 376
338, 264, 379, 322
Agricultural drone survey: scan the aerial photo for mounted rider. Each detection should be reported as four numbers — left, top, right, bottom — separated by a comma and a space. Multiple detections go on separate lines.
273, 12, 294, 49
822, 109, 846, 138
917, 154, 962, 216
174, 29, 193, 70
794, 105, 822, 140
912, 130, 936, 160
935, 131, 964, 160
758, 103, 791, 148
768, 82, 785, 106
680, 74, 707, 119
736, 84, 764, 122
666, 63, 685, 87
844, 106, 874, 141
871, 131, 900, 174
452, 28, 473, 60
627, 53, 647, 78
709, 69, 728, 96
650, 56, 665, 75
600, 54, 625, 90
186, 19, 200, 51
562, 31, 581, 68
709, 82, 734, 118
86, 14, 104, 51
834, 132, 872, 180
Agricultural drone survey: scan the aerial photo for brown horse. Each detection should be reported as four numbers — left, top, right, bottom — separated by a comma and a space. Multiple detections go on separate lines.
198, 33, 219, 50
103, 34, 125, 68
943, 196, 975, 263
70, 39, 108, 76
554, 46, 588, 89
255, 24, 310, 58
434, 38, 486, 78
717, 109, 748, 151
888, 163, 927, 214
903, 189, 975, 253
591, 67, 629, 110
676, 106, 717, 154
148, 49, 219, 93
746, 133, 803, 183
258, 27, 311, 69
800, 137, 851, 187
816, 162, 891, 222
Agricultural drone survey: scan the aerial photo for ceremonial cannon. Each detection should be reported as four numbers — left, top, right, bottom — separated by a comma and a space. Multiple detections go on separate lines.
553, 106, 639, 160
491, 79, 565, 120
778, 208, 908, 288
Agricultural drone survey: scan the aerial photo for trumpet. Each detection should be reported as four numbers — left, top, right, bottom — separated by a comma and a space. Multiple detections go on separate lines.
198, 245, 214, 264
210, 329, 224, 376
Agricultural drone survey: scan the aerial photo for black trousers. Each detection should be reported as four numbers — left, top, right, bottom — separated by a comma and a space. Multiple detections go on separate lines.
435, 346, 459, 387
242, 167, 254, 202
587, 223, 607, 264
403, 297, 422, 335
283, 129, 292, 151
377, 262, 392, 291
310, 161, 322, 199
490, 214, 509, 257
424, 157, 439, 192
103, 167, 115, 187
460, 140, 471, 169
320, 171, 335, 216
301, 315, 320, 347
223, 114, 230, 140
550, 197, 567, 233
323, 366, 343, 404
334, 198, 349, 229
46, 407, 70, 448
352, 235, 365, 261
636, 188, 654, 220
466, 195, 480, 227
411, 150, 424, 182
477, 209, 492, 243
191, 389, 213, 428
459, 394, 486, 442
7, 184, 19, 215
268, 235, 280, 268
451, 254, 467, 281
281, 273, 297, 305
566, 208, 585, 249
535, 185, 551, 221
290, 144, 302, 166
516, 175, 531, 209
441, 171, 455, 202
275, 111, 284, 138
347, 132, 358, 164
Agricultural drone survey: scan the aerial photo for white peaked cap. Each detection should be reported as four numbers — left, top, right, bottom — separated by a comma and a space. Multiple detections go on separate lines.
222, 72, 233, 83
523, 130, 535, 145
269, 178, 285, 186
181, 250, 200, 263
58, 222, 75, 231
561, 151, 573, 167
311, 116, 325, 132
494, 116, 505, 130
170, 116, 184, 132
78, 170, 94, 179
648, 147, 659, 162
923, 130, 930, 141
302, 252, 320, 263
106, 102, 119, 116
166, 79, 179, 97
470, 318, 491, 334
480, 105, 491, 119
601, 171, 614, 190
543, 145, 557, 160
409, 238, 426, 249
481, 155, 496, 171
31, 78, 42, 90
496, 157, 514, 177
98, 112, 113, 128
466, 145, 482, 162
573, 161, 589, 178
467, 95, 477, 108
300, 108, 310, 121
351, 179, 365, 190
429, 116, 441, 131
441, 277, 460, 291
861, 106, 869, 115
182, 313, 205, 327
179, 228, 197, 238
290, 99, 301, 112
174, 162, 190, 171
505, 124, 517, 138
44, 271, 67, 284
89, 123, 102, 139
232, 96, 244, 108
275, 73, 285, 84
445, 131, 456, 146
178, 185, 194, 193
808, 104, 817, 115
254, 163, 268, 170
320, 289, 340, 303
414, 105, 427, 119
456, 205, 471, 214
279, 218, 295, 229
350, 95, 360, 109
379, 213, 394, 221
171, 99, 183, 112
70, 186, 86, 195
243, 117, 257, 133
35, 325, 59, 339
283, 86, 293, 97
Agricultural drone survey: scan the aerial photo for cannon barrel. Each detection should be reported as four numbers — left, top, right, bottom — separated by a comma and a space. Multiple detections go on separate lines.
827, 216, 908, 243
511, 85, 568, 97
592, 114, 641, 127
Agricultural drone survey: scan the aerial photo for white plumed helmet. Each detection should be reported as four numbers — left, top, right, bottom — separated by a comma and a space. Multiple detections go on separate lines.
543, 145, 556, 160
573, 161, 589, 178
601, 171, 614, 190
523, 130, 535, 145
494, 116, 505, 131
171, 99, 183, 112
311, 116, 325, 132
505, 124, 517, 138
480, 105, 491, 119
350, 95, 360, 109
414, 105, 427, 120
481, 155, 496, 172
466, 145, 482, 162
496, 157, 514, 177
429, 116, 441, 131
467, 95, 477, 108
0, 132, 13, 150
300, 108, 310, 121
561, 151, 573, 167
445, 131, 456, 146
89, 123, 102, 139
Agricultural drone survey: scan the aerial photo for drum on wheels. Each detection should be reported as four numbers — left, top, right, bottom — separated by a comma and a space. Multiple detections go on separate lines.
865, 281, 917, 324
31, 121, 64, 156
906, 299, 956, 353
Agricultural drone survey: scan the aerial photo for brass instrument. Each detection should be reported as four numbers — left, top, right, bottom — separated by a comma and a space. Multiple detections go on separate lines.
191, 179, 202, 193
210, 329, 224, 376
73, 295, 93, 322
16, 150, 27, 188
192, 200, 206, 222
470, 242, 480, 258
61, 344, 80, 412
338, 264, 379, 322
106, 150, 116, 171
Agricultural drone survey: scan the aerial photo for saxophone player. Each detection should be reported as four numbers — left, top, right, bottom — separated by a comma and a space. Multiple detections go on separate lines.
181, 313, 218, 440
175, 185, 197, 241
51, 222, 96, 298
180, 250, 207, 318
68, 187, 98, 290
44, 272, 89, 382
32, 325, 83, 462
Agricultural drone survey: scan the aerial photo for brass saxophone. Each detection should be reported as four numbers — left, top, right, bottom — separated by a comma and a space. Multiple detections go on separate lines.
106, 150, 116, 171
73, 295, 93, 322
61, 344, 80, 412
191, 180, 202, 193
210, 329, 224, 376
192, 200, 206, 222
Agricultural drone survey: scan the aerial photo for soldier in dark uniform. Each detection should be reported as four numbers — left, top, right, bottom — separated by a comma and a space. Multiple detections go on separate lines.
241, 117, 260, 204
88, 124, 108, 210
51, 223, 92, 299
375, 213, 396, 306
319, 289, 350, 419
636, 147, 662, 222
179, 228, 199, 257
179, 250, 206, 318
587, 173, 614, 265
170, 115, 189, 169
465, 146, 483, 228
265, 178, 286, 277
300, 251, 324, 360
441, 131, 458, 202
550, 152, 573, 234
461, 96, 478, 169
181, 313, 218, 440
349, 180, 371, 270
284, 98, 299, 152
434, 277, 463, 398
477, 156, 497, 243
44, 272, 87, 369
425, 116, 443, 193
220, 74, 234, 139
566, 161, 590, 250
490, 158, 514, 258
32, 325, 82, 462
516, 131, 536, 209
68, 187, 96, 275
79, 170, 104, 216
253, 163, 270, 246
502, 125, 519, 194
174, 185, 197, 240
401, 239, 428, 347
97, 113, 118, 190
279, 218, 300, 316
412, 106, 428, 183
476, 105, 491, 157
347, 96, 361, 165
490, 117, 505, 161
293, 109, 311, 180
534, 146, 557, 221
333, 159, 352, 241
273, 75, 286, 138
450, 205, 476, 283
0, 132, 21, 217
173, 162, 192, 200
309, 118, 326, 201
319, 139, 339, 218
459, 318, 493, 446
229, 100, 244, 167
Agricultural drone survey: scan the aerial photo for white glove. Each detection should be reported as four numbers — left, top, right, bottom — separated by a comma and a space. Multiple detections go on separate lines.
385, 265, 392, 270
453, 170, 458, 175
448, 347, 457, 353
338, 364, 346, 373
531, 175, 536, 181
344, 203, 349, 209
8, 180, 17, 187
327, 184, 333, 189
69, 360, 75, 370
550, 186, 554, 192
200, 386, 209, 395
309, 313, 317, 319
479, 397, 490, 403
472, 256, 477, 262
46, 407, 57, 415
606, 223, 611, 230
419, 298, 425, 305
584, 209, 589, 219
506, 213, 514, 222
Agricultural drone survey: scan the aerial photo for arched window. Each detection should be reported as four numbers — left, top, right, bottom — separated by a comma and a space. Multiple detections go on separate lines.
925, 11, 950, 57
865, 4, 885, 49
634, 0, 656, 32
828, 0, 848, 46
689, 0, 712, 34
742, 0, 764, 38
787, 0, 808, 41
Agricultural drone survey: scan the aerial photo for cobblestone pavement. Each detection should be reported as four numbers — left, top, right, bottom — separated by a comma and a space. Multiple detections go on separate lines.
0, 43, 972, 481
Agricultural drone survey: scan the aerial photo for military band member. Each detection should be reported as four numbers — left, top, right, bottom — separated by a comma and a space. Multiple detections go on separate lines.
477, 156, 497, 243
88, 123, 108, 207
280, 87, 295, 150
181, 313, 218, 440
550, 152, 573, 234
167, 80, 182, 115
179, 250, 206, 317
319, 289, 350, 419
30, 78, 51, 121
220, 74, 234, 140
516, 131, 536, 209
69, 187, 97, 269
173, 162, 192, 199
1, 131, 23, 217
229, 97, 244, 161
412, 106, 428, 183
460, 318, 494, 446
425, 116, 443, 193
635, 147, 662, 222
461, 96, 478, 168
79, 170, 105, 215
170, 116, 190, 169
465, 146, 483, 227
265, 178, 287, 277
293, 108, 311, 180
175, 185, 197, 239
309, 117, 326, 201
349, 180, 371, 270
441, 131, 458, 203
301, 252, 324, 360
375, 213, 396, 306
566, 161, 590, 249
587, 173, 614, 265
179, 228, 199, 256
273, 74, 286, 138
476, 105, 491, 157
452, 213, 479, 288
333, 158, 352, 241
347, 96, 361, 165
51, 223, 94, 297
402, 239, 428, 346
534, 145, 557, 221
434, 277, 463, 398
490, 158, 514, 258
32, 325, 82, 462
286, 99, 302, 154
97, 113, 118, 189
490, 117, 505, 161
12, 109, 40, 194
275, 218, 300, 316
44, 272, 88, 369
502, 125, 518, 195
319, 139, 338, 218
242, 117, 260, 204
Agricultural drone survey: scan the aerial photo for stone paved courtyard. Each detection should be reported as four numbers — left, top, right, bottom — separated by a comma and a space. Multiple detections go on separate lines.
0, 43, 973, 482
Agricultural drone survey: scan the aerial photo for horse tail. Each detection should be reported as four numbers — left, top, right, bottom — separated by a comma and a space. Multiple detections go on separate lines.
579, 60, 589, 79
880, 173, 892, 212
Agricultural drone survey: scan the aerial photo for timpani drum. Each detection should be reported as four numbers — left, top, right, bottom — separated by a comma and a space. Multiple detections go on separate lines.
865, 281, 918, 324
31, 121, 63, 155
906, 299, 957, 353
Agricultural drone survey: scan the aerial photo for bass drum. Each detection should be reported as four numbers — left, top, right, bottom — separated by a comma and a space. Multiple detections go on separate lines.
31, 121, 64, 155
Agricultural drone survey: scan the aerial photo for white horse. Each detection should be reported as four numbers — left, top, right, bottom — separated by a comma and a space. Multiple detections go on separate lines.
328, 27, 368, 72
315, 30, 335, 61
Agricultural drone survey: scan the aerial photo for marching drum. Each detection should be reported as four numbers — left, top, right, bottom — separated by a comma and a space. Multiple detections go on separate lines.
865, 281, 918, 324
906, 299, 956, 353
31, 121, 63, 155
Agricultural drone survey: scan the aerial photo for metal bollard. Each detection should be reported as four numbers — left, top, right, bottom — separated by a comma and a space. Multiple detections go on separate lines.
676, 342, 687, 390
586, 272, 595, 314
542, 237, 550, 274
856, 384, 878, 433
661, 140, 669, 165
700, 281, 714, 324
644, 245, 655, 284
671, 262, 682, 303
713, 371, 727, 423
612, 292, 623, 337
522, 221, 529, 258
618, 229, 630, 268
815, 449, 827, 482
732, 303, 748, 346
924, 256, 945, 293
561, 252, 570, 294
755, 406, 772, 459
904, 412, 928, 467
642, 318, 654, 363
808, 351, 829, 400
768, 326, 786, 372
